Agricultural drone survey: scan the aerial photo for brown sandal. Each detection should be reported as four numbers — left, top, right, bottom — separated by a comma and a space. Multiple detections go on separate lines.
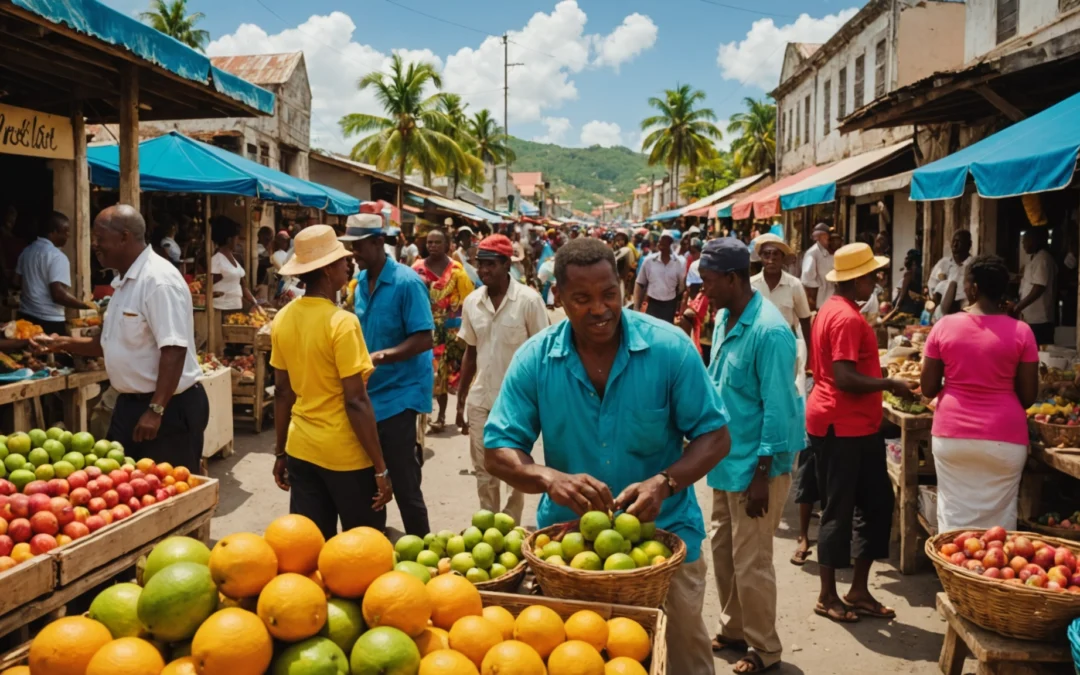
814, 601, 859, 623
790, 548, 812, 566
843, 596, 896, 619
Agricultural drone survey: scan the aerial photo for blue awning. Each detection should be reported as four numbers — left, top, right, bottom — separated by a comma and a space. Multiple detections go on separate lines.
912, 91, 1080, 201
649, 207, 683, 221
425, 195, 504, 224
778, 140, 912, 210
13, 0, 274, 115
518, 199, 539, 216
87, 132, 360, 215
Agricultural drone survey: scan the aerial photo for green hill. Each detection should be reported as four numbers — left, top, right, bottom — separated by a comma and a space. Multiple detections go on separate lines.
507, 138, 655, 212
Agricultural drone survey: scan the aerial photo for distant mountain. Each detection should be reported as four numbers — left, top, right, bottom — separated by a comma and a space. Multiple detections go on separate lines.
507, 137, 656, 212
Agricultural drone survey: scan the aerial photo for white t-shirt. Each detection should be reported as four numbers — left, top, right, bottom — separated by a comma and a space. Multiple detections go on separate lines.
800, 242, 835, 308
271, 249, 288, 272
1021, 248, 1057, 325
928, 255, 969, 300
402, 243, 419, 265
16, 237, 71, 322
160, 237, 182, 263
210, 251, 245, 311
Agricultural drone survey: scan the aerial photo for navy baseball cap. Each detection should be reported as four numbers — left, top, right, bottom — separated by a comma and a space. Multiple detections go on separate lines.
700, 237, 750, 273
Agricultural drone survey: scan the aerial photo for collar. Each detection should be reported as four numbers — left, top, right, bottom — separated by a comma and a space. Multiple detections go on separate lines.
719, 290, 763, 342
113, 245, 153, 288
35, 237, 53, 246
546, 310, 649, 359
479, 277, 520, 311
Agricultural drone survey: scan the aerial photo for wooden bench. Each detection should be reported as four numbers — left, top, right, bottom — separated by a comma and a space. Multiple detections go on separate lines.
936, 593, 1073, 675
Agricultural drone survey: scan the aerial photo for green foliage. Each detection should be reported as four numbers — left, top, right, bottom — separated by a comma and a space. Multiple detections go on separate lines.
680, 153, 737, 200
640, 84, 723, 194
728, 97, 776, 176
140, 0, 209, 51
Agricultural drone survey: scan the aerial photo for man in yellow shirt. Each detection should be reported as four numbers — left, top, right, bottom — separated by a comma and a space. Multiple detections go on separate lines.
271, 225, 392, 537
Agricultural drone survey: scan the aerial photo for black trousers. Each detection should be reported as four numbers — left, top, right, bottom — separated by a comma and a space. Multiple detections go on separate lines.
108, 384, 209, 472
793, 447, 819, 505
645, 297, 678, 323
810, 428, 893, 569
378, 409, 429, 536
287, 455, 385, 539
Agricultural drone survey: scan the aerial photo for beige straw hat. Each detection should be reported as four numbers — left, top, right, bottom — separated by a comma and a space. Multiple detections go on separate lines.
826, 242, 890, 283
278, 224, 353, 276
751, 233, 792, 261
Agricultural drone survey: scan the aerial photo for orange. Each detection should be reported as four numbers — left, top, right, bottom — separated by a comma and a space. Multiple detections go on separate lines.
135, 458, 155, 473
191, 608, 273, 675
426, 574, 483, 630
86, 637, 164, 675
0, 557, 14, 573
547, 640, 605, 675
448, 616, 503, 668
174, 466, 191, 483
208, 532, 278, 598
481, 606, 515, 640
564, 610, 608, 652
308, 569, 329, 597
606, 618, 650, 662
29, 616, 113, 675
362, 571, 432, 637
256, 572, 328, 641
420, 649, 480, 675
264, 514, 325, 574
161, 656, 199, 675
11, 543, 32, 564
175, 482, 190, 494
605, 657, 648, 675
0, 667, 29, 675
157, 463, 174, 478
480, 641, 546, 675
513, 605, 565, 659
318, 527, 394, 598
414, 626, 450, 656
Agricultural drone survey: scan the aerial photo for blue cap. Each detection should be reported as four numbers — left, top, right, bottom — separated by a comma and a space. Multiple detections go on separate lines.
700, 237, 750, 274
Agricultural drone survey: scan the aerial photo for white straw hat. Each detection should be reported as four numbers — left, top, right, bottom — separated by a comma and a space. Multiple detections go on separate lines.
278, 225, 352, 276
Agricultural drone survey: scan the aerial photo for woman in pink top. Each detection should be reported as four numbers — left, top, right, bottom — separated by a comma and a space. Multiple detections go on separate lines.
921, 255, 1039, 532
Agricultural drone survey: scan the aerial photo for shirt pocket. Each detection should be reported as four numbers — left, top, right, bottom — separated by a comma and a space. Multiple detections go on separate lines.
118, 311, 152, 349
624, 406, 671, 457
723, 355, 749, 390
496, 310, 529, 345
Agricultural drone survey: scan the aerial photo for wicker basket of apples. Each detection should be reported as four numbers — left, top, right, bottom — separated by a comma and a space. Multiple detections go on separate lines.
926, 527, 1080, 641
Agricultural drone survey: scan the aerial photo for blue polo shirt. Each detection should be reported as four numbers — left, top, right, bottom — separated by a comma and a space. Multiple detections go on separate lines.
707, 291, 803, 493
353, 259, 435, 422
484, 311, 729, 563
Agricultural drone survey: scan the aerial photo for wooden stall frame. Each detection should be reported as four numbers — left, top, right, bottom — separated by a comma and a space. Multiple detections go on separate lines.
883, 404, 935, 574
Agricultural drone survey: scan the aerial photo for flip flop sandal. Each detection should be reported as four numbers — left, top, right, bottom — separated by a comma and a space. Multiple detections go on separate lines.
711, 635, 748, 652
790, 548, 812, 566
843, 600, 896, 619
814, 602, 860, 623
732, 653, 779, 674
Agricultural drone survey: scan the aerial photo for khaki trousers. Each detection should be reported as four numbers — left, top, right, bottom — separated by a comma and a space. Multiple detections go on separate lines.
467, 405, 524, 524
663, 558, 715, 675
709, 473, 792, 669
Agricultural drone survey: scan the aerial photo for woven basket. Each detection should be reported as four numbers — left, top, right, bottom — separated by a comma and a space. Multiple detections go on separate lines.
522, 524, 686, 608
1019, 518, 1080, 542
472, 560, 527, 593
1030, 419, 1080, 449
926, 529, 1080, 641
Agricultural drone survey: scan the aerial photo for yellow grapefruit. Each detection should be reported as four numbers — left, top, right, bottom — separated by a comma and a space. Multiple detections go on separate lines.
318, 527, 393, 598
85, 637, 165, 675
191, 608, 273, 675
263, 514, 325, 574
257, 572, 328, 641
361, 570, 432, 637
564, 610, 608, 652
606, 618, 650, 662
28, 616, 113, 675
547, 640, 605, 675
513, 605, 565, 659
481, 606, 515, 640
448, 616, 503, 668
208, 532, 278, 598
426, 574, 483, 630
419, 649, 480, 675
480, 641, 546, 675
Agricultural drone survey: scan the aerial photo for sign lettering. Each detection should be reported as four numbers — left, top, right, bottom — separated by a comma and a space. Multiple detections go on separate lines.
0, 104, 73, 160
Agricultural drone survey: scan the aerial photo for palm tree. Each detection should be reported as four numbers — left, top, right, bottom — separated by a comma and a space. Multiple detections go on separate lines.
727, 97, 776, 176
436, 95, 485, 198
467, 109, 516, 166
680, 153, 737, 200
139, 0, 210, 51
340, 54, 468, 209
641, 84, 723, 207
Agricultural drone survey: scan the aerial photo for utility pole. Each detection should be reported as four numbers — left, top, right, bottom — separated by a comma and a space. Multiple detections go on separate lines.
503, 33, 522, 212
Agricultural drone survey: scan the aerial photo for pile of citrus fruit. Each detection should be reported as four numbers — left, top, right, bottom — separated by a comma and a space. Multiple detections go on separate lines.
532, 511, 670, 571
394, 509, 526, 585
5, 515, 655, 675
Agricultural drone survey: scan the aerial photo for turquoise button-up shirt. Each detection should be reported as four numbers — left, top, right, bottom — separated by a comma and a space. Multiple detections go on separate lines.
484, 311, 730, 563
707, 290, 804, 493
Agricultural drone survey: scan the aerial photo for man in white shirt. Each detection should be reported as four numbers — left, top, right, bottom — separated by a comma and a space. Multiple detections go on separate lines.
15, 212, 94, 335
1013, 227, 1057, 345
801, 222, 835, 311
401, 235, 420, 266
928, 229, 972, 316
35, 205, 208, 470
633, 230, 685, 323
457, 234, 549, 523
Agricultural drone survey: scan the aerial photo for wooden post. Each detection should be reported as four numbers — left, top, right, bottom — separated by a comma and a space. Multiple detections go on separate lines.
246, 198, 257, 292
71, 102, 91, 302
118, 65, 140, 210
205, 195, 216, 355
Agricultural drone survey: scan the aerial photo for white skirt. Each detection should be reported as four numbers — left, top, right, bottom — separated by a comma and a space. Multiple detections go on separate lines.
932, 436, 1027, 533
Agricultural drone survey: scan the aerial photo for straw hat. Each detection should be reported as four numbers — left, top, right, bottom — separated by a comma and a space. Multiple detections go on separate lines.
826, 243, 889, 283
279, 225, 352, 276
751, 233, 792, 261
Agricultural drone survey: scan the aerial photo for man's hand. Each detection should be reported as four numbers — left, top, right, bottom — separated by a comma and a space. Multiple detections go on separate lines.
132, 410, 163, 442
745, 471, 770, 519
887, 378, 918, 400
455, 407, 468, 435
371, 351, 388, 367
273, 455, 290, 491
547, 473, 615, 515
374, 473, 393, 510
614, 475, 670, 523
30, 335, 61, 355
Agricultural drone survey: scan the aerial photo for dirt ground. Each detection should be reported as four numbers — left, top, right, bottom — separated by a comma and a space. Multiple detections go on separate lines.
209, 398, 966, 675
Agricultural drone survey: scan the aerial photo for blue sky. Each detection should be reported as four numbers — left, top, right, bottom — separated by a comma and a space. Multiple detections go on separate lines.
104, 0, 859, 153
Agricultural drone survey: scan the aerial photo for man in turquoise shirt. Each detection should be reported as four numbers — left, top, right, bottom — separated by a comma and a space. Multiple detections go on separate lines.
699, 238, 802, 674
485, 238, 731, 675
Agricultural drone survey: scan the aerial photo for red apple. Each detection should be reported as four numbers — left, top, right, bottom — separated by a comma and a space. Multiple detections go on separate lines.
86, 480, 102, 498
0, 480, 14, 496
115, 483, 134, 503
982, 567, 1001, 579
108, 470, 128, 486
129, 478, 150, 498
140, 495, 156, 508
0, 534, 12, 557
98, 510, 112, 525
29, 533, 57, 555
27, 494, 51, 514
62, 522, 89, 540
164, 486, 177, 497
949, 552, 967, 566
29, 511, 58, 536
129, 470, 146, 481
984, 526, 1007, 542
73, 506, 89, 523
87, 497, 106, 514
973, 549, 987, 560
964, 560, 985, 574
85, 515, 105, 532
102, 490, 119, 509
111, 505, 131, 521
66, 471, 88, 490
1032, 540, 1049, 553
126, 497, 141, 513
940, 543, 960, 557
49, 498, 73, 526
23, 481, 49, 496
8, 518, 31, 542
987, 540, 1004, 550
154, 489, 168, 502
1013, 537, 1036, 559
1001, 567, 1016, 580
69, 488, 91, 507
983, 549, 1007, 569
95, 475, 113, 492
10, 495, 30, 518
1033, 547, 1056, 570
1048, 581, 1064, 591
1054, 547, 1077, 572
1026, 574, 1047, 588
144, 475, 161, 492
46, 479, 69, 497
84, 466, 102, 480
954, 531, 977, 548
0, 503, 10, 523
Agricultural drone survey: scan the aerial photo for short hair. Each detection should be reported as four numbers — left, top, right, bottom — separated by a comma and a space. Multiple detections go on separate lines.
97, 204, 146, 240
554, 237, 617, 285
966, 254, 1009, 303
210, 216, 241, 246
733, 267, 750, 283
258, 226, 273, 239
954, 229, 972, 243
38, 211, 68, 238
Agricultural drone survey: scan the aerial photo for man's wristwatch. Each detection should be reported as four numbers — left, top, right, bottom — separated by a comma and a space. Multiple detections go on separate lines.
375, 469, 390, 480
658, 470, 678, 496
148, 403, 165, 416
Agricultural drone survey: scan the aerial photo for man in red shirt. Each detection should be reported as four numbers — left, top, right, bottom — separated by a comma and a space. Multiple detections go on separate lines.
807, 242, 915, 624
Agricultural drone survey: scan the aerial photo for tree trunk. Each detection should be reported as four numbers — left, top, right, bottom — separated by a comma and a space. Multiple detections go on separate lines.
398, 132, 407, 214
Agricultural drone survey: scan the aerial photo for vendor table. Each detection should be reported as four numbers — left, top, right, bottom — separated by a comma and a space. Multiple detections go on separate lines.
1031, 444, 1080, 481
223, 324, 273, 433
883, 404, 935, 574
935, 593, 1072, 675
0, 376, 70, 429
199, 366, 234, 465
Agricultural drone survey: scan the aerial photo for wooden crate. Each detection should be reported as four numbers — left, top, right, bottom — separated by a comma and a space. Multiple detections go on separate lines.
479, 591, 667, 675
199, 368, 234, 459
0, 555, 55, 618
221, 324, 257, 344
51, 477, 219, 586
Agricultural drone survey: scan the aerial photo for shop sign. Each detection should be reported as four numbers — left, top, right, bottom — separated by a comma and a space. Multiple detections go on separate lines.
0, 103, 73, 160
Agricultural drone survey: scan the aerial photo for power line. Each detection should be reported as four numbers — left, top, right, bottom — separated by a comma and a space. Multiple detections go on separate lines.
696, 0, 798, 19
379, 0, 499, 37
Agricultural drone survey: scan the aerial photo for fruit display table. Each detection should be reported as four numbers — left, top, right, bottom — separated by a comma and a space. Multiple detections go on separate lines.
935, 593, 1072, 675
0, 376, 70, 430
1031, 443, 1080, 481
223, 324, 273, 433
60, 370, 109, 434
0, 476, 219, 641
883, 403, 935, 574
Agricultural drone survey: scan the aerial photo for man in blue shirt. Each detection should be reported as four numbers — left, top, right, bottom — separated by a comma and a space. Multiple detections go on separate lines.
485, 237, 731, 675
699, 238, 802, 674
343, 214, 435, 536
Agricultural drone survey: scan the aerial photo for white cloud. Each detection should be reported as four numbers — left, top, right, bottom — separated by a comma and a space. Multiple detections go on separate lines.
716, 9, 858, 90
206, 1, 658, 153
580, 120, 622, 147
591, 13, 658, 71
534, 117, 572, 144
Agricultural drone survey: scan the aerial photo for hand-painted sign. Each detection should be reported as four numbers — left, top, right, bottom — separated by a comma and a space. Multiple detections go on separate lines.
0, 103, 73, 160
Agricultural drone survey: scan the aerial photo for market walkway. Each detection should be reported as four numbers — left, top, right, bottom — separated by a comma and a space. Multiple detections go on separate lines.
209, 397, 951, 675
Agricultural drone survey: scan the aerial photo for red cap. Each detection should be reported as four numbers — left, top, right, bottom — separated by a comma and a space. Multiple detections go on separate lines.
477, 234, 514, 259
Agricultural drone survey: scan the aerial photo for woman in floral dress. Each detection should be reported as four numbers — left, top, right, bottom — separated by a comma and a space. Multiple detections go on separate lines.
413, 229, 475, 432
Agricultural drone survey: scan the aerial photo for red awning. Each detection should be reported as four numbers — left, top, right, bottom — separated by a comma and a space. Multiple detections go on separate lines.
731, 165, 828, 220
360, 199, 401, 224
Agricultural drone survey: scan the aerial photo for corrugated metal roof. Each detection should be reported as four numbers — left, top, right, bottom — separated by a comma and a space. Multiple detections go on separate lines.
210, 52, 303, 85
